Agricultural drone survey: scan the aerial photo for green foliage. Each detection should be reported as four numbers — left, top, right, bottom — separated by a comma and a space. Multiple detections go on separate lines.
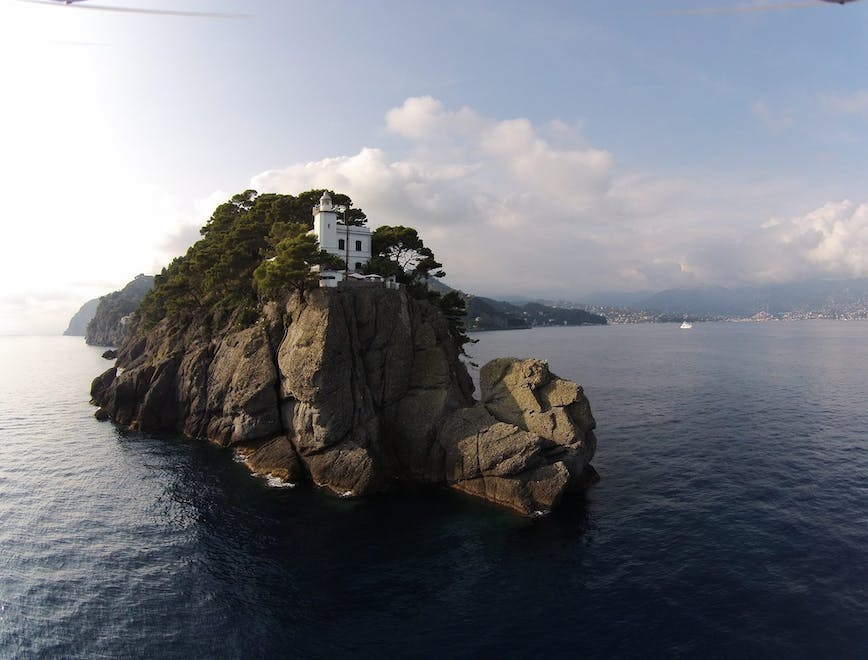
365, 225, 445, 294
253, 224, 326, 296
320, 251, 347, 271
138, 189, 365, 329
433, 290, 475, 354
235, 305, 260, 329
362, 224, 471, 352
135, 188, 471, 354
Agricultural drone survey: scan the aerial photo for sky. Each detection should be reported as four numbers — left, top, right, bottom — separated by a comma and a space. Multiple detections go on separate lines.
1, 0, 867, 334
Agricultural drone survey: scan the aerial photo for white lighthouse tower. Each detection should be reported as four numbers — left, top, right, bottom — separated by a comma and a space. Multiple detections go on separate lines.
311, 191, 372, 272
312, 191, 339, 253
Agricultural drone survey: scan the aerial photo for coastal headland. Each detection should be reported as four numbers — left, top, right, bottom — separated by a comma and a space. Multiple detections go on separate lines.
90, 190, 598, 514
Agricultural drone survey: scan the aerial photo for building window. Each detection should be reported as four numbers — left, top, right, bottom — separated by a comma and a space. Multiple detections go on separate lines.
338, 239, 345, 250
355, 240, 362, 252
355, 262, 363, 271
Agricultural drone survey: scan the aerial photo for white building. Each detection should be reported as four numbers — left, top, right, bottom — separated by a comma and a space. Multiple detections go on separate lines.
311, 191, 372, 273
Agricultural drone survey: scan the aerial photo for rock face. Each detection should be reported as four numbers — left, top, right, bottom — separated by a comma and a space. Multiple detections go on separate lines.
91, 285, 598, 514
439, 358, 597, 514
85, 274, 155, 347
64, 298, 100, 336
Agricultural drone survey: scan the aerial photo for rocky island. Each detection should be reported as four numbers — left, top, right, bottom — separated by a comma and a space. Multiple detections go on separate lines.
91, 190, 598, 514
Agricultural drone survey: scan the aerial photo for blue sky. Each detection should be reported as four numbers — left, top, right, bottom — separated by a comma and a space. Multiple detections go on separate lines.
1, 0, 867, 333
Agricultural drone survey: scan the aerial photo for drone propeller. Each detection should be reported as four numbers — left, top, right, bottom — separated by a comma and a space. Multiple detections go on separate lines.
18, 0, 252, 19
659, 1, 851, 15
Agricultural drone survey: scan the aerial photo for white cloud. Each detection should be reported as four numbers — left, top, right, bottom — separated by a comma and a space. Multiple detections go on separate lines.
823, 90, 868, 119
256, 97, 868, 298
384, 96, 485, 142
253, 96, 740, 298
735, 200, 868, 283
14, 94, 863, 335
752, 100, 794, 133
243, 97, 868, 300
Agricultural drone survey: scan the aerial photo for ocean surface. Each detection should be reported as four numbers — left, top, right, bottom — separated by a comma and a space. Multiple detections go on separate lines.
1, 322, 866, 658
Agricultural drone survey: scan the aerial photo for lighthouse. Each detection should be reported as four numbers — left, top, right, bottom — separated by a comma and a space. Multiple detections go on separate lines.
311, 191, 372, 272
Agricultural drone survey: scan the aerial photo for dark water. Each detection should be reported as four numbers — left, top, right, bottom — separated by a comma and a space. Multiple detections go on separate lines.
1, 324, 866, 658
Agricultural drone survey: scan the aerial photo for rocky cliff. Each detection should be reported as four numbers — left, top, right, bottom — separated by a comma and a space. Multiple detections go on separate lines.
91, 284, 598, 514
440, 357, 597, 513
85, 274, 154, 347
64, 298, 100, 336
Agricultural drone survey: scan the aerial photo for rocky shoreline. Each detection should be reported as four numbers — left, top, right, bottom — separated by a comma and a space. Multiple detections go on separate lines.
92, 284, 598, 514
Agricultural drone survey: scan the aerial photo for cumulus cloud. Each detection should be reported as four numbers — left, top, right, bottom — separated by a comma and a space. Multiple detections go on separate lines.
254, 97, 693, 297
734, 201, 868, 283
252, 96, 867, 300
384, 95, 486, 142
10, 95, 862, 334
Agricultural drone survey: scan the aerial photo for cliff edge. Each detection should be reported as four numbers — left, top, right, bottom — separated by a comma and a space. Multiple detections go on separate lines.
91, 284, 598, 514
64, 298, 100, 336
86, 274, 154, 347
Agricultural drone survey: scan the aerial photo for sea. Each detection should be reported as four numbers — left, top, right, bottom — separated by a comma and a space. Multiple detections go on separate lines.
0, 322, 866, 658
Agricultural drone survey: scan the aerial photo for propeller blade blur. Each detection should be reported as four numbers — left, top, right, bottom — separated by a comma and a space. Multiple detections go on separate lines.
660, 1, 843, 15
18, 0, 252, 19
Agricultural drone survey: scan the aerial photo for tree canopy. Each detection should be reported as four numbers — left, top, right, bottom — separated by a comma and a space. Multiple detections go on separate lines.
136, 189, 471, 352
253, 223, 343, 296
365, 225, 445, 294
138, 189, 363, 328
363, 225, 472, 351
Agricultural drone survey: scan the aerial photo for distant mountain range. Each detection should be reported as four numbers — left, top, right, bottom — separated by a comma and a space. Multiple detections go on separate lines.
71, 275, 867, 342
427, 280, 607, 330
572, 278, 868, 321
464, 296, 606, 330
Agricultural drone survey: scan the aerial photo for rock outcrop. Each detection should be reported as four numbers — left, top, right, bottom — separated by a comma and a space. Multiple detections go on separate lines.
91, 285, 598, 514
439, 358, 597, 514
85, 274, 154, 347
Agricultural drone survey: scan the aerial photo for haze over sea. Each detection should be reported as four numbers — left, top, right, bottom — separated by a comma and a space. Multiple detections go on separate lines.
1, 322, 866, 657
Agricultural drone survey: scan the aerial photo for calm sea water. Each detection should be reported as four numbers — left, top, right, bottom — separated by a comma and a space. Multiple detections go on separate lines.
1, 323, 866, 658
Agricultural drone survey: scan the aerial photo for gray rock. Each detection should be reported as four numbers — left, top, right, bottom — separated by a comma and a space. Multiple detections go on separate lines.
205, 326, 281, 446
64, 298, 100, 336
437, 357, 597, 514
243, 435, 305, 484
85, 274, 154, 347
90, 288, 598, 515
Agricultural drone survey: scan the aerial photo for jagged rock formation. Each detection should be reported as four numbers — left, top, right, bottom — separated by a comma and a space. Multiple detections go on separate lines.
91, 285, 598, 514
64, 298, 100, 336
85, 275, 154, 346
439, 358, 597, 514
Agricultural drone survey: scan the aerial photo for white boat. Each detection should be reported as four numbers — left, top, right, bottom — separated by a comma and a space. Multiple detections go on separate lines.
680, 321, 693, 329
